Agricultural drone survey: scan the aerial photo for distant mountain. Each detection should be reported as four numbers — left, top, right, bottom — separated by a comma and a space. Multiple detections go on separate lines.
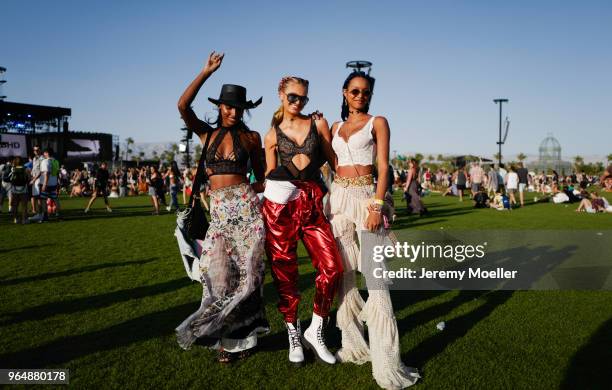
131, 142, 178, 158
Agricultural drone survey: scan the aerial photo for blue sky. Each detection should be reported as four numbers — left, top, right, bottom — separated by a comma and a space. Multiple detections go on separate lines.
4, 0, 611, 159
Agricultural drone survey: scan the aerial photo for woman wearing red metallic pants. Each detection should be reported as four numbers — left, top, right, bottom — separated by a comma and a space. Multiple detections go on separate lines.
262, 76, 343, 365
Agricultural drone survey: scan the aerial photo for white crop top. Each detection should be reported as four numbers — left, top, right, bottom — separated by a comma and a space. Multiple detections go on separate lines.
332, 116, 376, 167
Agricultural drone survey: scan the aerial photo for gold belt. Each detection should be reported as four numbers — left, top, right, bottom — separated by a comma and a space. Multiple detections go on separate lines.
333, 174, 374, 187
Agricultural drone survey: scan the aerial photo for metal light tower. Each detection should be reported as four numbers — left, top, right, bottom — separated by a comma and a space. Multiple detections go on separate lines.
493, 98, 509, 165
0, 66, 7, 101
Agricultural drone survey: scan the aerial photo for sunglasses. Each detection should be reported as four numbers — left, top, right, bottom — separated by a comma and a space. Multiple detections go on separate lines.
286, 93, 309, 105
349, 88, 371, 98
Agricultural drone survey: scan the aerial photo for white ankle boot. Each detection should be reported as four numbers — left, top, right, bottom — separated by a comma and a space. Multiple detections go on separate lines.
303, 313, 336, 364
286, 320, 304, 365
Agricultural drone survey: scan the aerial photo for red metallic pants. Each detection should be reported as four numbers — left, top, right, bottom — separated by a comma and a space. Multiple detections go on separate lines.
263, 181, 343, 324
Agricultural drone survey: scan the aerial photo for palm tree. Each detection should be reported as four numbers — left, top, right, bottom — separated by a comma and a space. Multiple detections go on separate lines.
137, 151, 145, 166
607, 154, 612, 164
573, 155, 584, 172
437, 154, 444, 162
152, 150, 160, 162
194, 144, 203, 162
414, 153, 424, 163
517, 153, 527, 162
165, 143, 179, 163
493, 152, 502, 163
427, 154, 435, 163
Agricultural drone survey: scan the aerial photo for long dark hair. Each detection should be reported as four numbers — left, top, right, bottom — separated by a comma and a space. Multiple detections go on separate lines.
170, 160, 181, 178
341, 71, 375, 121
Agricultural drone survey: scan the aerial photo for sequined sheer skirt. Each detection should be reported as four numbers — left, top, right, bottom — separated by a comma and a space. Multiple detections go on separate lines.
176, 183, 269, 351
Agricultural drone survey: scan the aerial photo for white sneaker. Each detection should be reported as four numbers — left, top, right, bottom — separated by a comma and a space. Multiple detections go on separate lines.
106, 207, 113, 213
303, 313, 336, 365
286, 321, 304, 365
166, 205, 171, 212
84, 208, 90, 214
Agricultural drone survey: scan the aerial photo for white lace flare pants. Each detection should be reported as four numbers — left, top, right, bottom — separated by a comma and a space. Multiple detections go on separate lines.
328, 181, 419, 390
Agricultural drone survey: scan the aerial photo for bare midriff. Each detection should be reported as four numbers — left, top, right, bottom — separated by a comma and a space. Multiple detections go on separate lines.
336, 164, 374, 178
208, 174, 248, 191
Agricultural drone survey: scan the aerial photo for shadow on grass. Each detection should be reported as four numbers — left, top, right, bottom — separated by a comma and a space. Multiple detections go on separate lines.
0, 268, 316, 366
402, 290, 514, 368
0, 244, 52, 255
392, 218, 447, 230
1, 277, 188, 326
0, 258, 159, 287
0, 303, 196, 368
57, 208, 175, 221
395, 243, 578, 371
560, 317, 612, 389
0, 211, 173, 226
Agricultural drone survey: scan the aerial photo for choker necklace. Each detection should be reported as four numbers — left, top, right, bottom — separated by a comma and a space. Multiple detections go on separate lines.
348, 109, 363, 115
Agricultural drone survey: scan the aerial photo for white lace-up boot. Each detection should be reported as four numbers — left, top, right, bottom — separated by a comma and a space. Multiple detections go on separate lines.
286, 320, 304, 365
303, 313, 336, 364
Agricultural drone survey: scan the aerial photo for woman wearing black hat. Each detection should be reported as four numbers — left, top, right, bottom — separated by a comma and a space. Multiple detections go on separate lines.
175, 51, 269, 363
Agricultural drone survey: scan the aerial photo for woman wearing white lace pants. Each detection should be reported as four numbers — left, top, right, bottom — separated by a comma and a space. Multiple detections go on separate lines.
328, 71, 419, 389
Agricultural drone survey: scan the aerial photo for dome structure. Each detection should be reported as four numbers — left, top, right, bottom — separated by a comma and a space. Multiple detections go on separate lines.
538, 133, 562, 164
530, 133, 572, 174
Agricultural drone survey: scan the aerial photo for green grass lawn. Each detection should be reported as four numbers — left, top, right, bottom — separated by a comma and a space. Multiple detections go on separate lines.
0, 190, 611, 389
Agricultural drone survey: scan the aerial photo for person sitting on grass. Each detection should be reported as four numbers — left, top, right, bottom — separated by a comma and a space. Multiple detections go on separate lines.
575, 191, 607, 213
473, 186, 490, 208
490, 189, 510, 211
601, 165, 612, 192
441, 175, 456, 197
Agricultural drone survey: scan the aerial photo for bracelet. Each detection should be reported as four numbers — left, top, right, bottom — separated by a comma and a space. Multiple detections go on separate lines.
373, 198, 384, 206
370, 203, 382, 212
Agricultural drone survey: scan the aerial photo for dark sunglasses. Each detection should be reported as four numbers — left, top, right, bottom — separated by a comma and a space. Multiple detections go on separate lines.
286, 93, 309, 105
349, 88, 371, 98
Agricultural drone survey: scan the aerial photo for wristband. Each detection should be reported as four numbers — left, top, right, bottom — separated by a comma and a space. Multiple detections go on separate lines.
373, 198, 384, 206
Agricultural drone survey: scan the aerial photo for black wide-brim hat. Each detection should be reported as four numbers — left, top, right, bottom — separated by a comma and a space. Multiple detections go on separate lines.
208, 84, 262, 110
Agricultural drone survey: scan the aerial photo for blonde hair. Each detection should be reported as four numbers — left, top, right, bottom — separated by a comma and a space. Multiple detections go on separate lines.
271, 76, 309, 127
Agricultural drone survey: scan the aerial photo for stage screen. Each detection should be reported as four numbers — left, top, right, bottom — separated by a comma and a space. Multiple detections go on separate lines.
0, 133, 27, 158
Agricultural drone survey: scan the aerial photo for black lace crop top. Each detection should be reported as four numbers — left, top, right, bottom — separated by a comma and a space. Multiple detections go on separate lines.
267, 119, 322, 181
205, 127, 249, 177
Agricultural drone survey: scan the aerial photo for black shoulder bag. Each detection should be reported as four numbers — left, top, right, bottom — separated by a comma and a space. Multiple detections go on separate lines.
185, 131, 212, 240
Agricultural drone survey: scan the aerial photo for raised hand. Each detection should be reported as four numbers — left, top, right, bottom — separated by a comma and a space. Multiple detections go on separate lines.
203, 51, 225, 74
